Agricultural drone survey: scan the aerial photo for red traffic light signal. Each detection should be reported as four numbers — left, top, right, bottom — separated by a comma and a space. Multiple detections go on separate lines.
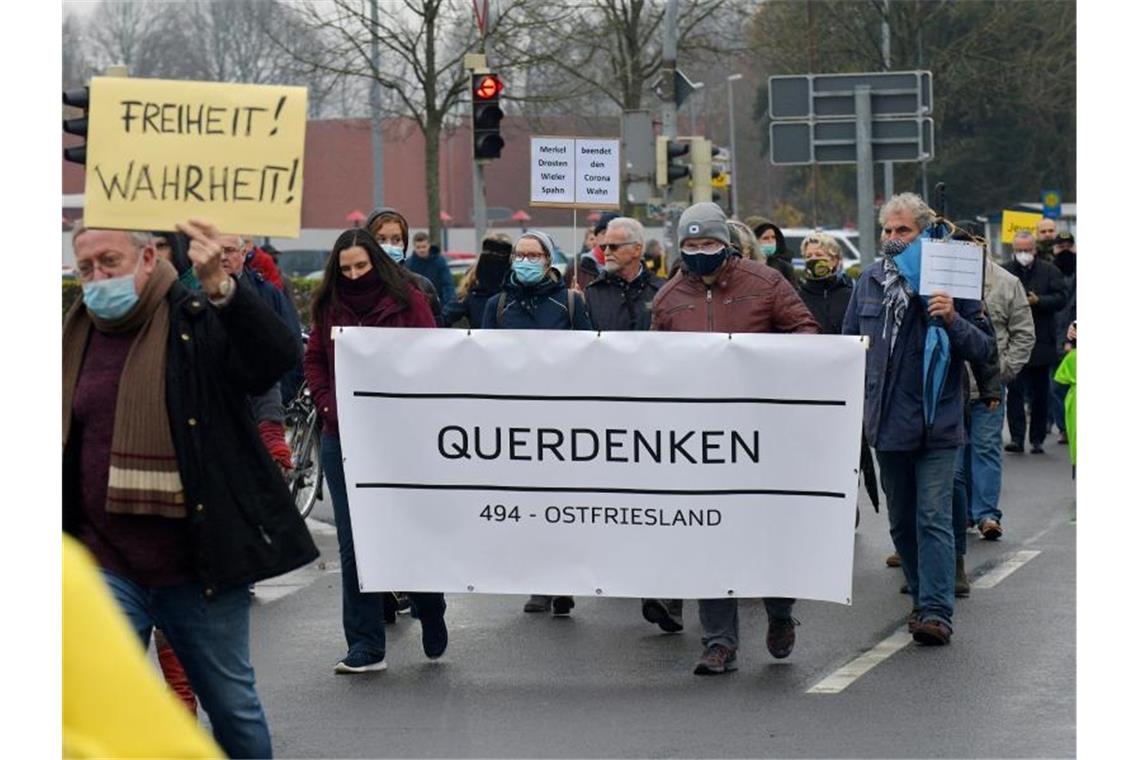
474, 74, 503, 100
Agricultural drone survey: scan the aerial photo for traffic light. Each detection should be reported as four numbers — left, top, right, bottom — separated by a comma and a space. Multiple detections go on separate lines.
472, 73, 504, 160
655, 136, 690, 190
63, 87, 90, 165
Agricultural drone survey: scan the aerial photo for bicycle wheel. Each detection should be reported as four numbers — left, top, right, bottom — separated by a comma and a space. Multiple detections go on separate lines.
291, 408, 323, 519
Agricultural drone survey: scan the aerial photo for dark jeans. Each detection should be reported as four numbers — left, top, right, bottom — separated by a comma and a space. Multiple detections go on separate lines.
1052, 377, 1068, 435
876, 447, 957, 628
698, 597, 795, 650
102, 571, 272, 759
321, 433, 445, 660
1006, 364, 1052, 447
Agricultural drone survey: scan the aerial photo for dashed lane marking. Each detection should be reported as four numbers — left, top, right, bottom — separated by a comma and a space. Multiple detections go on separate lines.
807, 549, 1043, 694
971, 549, 1041, 589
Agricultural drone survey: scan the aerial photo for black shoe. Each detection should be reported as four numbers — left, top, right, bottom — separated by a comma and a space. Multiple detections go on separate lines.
694, 644, 737, 675
552, 596, 575, 617
1004, 443, 1024, 453
641, 599, 683, 633
395, 592, 412, 615
766, 616, 799, 659
421, 612, 448, 659
382, 592, 398, 624
1030, 444, 1045, 454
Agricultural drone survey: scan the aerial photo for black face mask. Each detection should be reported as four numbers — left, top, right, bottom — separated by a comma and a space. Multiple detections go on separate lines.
804, 258, 837, 280
475, 252, 511, 289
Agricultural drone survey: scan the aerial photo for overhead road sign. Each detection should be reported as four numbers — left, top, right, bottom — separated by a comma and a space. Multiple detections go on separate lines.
769, 71, 933, 120
770, 117, 934, 165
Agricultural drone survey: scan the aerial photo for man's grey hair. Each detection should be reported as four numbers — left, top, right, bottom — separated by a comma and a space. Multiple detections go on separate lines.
607, 216, 645, 247
1012, 230, 1036, 244
878, 192, 937, 231
71, 221, 151, 251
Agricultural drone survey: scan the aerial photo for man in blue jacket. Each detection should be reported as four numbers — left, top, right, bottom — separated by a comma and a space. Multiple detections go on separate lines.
408, 231, 457, 308
843, 193, 993, 646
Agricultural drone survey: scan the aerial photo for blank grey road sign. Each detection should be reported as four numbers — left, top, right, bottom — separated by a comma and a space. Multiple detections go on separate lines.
769, 71, 932, 120
770, 117, 934, 165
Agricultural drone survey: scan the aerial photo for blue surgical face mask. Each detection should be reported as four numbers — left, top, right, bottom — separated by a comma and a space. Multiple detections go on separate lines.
512, 258, 547, 284
381, 243, 405, 264
82, 258, 142, 321
681, 248, 728, 277
759, 242, 778, 257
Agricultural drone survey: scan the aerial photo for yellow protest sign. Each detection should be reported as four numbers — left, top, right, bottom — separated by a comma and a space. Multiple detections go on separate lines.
1000, 209, 1043, 244
84, 77, 307, 238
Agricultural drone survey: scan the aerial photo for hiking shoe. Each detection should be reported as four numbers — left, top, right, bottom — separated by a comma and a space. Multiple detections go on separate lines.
955, 555, 971, 598
641, 599, 683, 633
913, 619, 952, 646
334, 651, 387, 674
693, 644, 737, 675
907, 610, 921, 633
1004, 443, 1024, 453
523, 595, 551, 612
885, 552, 902, 568
552, 596, 575, 617
766, 616, 799, 659
421, 614, 448, 659
979, 518, 1003, 541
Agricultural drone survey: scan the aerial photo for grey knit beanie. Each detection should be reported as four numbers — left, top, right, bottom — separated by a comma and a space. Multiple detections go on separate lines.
678, 202, 730, 248
517, 230, 556, 258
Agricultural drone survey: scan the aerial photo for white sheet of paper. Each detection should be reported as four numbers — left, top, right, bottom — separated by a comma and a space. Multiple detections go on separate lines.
919, 239, 984, 300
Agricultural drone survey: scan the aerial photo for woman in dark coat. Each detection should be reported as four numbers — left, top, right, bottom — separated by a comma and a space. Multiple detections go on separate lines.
441, 235, 513, 328
797, 232, 852, 335
752, 220, 799, 290
302, 229, 447, 674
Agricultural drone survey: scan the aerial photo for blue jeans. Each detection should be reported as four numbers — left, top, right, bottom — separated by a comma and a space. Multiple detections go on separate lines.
321, 434, 445, 660
953, 392, 1007, 551
698, 597, 795, 650
876, 447, 957, 628
102, 571, 272, 759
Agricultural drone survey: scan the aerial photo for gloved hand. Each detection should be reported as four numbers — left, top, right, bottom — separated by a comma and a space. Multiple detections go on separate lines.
258, 420, 293, 470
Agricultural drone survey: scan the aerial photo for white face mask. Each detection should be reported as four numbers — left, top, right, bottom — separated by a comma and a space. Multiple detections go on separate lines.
1014, 252, 1035, 267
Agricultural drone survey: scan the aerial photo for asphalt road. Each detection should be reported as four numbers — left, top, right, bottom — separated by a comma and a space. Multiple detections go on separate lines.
249, 438, 1076, 758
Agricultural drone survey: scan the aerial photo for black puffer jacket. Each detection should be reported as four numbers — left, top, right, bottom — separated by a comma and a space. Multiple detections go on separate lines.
584, 266, 664, 331
1002, 257, 1068, 367
63, 278, 319, 596
482, 270, 593, 330
752, 221, 798, 290
798, 274, 852, 335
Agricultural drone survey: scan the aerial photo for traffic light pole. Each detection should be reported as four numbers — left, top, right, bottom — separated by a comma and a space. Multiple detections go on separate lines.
661, 0, 680, 263
473, 162, 487, 250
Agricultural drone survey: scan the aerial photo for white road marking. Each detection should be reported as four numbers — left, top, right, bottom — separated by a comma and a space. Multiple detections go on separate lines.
971, 550, 1041, 589
807, 629, 913, 694
305, 517, 338, 536
808, 549, 1044, 694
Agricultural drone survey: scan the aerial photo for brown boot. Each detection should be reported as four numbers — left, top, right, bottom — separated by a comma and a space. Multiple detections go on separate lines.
885, 552, 902, 568
955, 555, 971, 598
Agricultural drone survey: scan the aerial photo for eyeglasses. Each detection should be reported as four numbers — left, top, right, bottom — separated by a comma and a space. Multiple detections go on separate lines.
512, 251, 547, 262
221, 246, 244, 257
680, 241, 725, 255
601, 240, 636, 251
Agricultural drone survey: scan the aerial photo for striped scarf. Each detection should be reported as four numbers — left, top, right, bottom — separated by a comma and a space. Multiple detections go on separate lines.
62, 259, 186, 518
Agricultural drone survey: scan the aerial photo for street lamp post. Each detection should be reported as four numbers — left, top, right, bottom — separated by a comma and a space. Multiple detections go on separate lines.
726, 73, 742, 218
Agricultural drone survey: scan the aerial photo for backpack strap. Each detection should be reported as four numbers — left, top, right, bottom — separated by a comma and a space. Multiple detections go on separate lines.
496, 291, 508, 327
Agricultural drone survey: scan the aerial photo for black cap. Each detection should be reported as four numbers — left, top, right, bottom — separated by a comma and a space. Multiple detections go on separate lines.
1056, 231, 1075, 244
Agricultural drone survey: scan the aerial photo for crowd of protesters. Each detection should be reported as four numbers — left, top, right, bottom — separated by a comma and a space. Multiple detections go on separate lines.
63, 191, 1075, 755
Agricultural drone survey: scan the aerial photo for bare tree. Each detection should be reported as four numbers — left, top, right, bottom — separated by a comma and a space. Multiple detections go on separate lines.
63, 10, 92, 89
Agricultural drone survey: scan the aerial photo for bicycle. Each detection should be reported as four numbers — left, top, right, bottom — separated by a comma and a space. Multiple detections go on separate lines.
284, 334, 324, 518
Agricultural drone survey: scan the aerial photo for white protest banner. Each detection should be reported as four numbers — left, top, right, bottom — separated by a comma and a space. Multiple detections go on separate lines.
335, 329, 865, 604
574, 139, 620, 207
529, 137, 575, 205
529, 136, 621, 209
919, 238, 985, 300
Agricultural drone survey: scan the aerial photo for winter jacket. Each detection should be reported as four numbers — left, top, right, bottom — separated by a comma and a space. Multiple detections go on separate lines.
842, 260, 993, 452
63, 278, 318, 595
798, 275, 852, 335
967, 258, 1035, 399
482, 270, 594, 330
752, 222, 799, 290
651, 256, 819, 334
243, 265, 304, 402
403, 268, 442, 325
407, 247, 457, 309
303, 286, 436, 436
585, 266, 664, 331
442, 288, 497, 329
1002, 256, 1067, 367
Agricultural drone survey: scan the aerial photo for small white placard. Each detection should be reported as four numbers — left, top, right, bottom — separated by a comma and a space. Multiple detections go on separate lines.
574, 139, 620, 206
919, 239, 985, 301
530, 137, 576, 205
